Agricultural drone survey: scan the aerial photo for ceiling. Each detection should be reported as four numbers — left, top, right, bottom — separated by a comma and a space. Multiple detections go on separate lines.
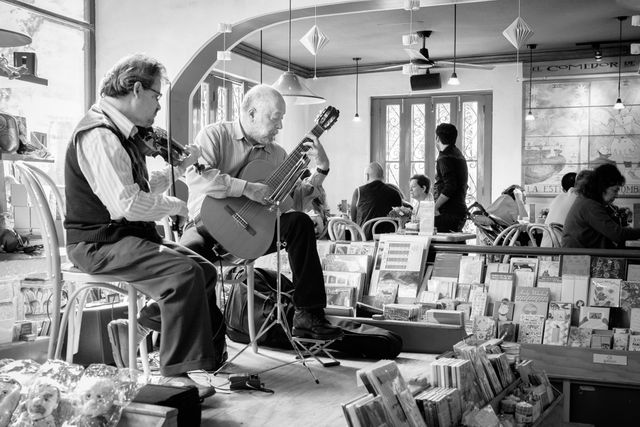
232, 0, 640, 77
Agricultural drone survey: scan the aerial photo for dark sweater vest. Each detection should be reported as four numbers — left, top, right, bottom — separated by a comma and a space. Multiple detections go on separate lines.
64, 105, 161, 245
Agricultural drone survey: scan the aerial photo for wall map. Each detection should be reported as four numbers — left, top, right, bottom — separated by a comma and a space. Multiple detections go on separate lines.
523, 77, 640, 196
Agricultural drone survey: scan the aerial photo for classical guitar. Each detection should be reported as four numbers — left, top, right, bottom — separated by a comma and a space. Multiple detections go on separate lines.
197, 106, 339, 262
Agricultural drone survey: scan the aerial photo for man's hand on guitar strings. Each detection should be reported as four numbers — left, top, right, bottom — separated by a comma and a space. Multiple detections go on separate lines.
302, 134, 330, 170
243, 182, 271, 205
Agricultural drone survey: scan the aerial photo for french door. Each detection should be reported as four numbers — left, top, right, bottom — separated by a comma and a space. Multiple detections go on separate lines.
371, 93, 492, 207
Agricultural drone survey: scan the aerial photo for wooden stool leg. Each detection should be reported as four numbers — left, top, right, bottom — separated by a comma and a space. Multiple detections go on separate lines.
246, 262, 258, 353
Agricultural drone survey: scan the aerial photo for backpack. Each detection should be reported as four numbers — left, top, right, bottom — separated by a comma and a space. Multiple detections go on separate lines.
223, 267, 295, 349
328, 318, 403, 359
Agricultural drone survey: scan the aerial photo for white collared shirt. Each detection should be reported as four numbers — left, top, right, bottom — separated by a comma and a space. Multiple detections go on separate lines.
74, 98, 187, 221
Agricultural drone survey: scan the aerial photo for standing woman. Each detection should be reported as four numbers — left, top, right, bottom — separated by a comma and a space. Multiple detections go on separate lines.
563, 164, 640, 248
408, 174, 432, 222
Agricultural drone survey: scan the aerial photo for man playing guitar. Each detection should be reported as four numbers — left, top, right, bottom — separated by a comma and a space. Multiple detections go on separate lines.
180, 84, 343, 341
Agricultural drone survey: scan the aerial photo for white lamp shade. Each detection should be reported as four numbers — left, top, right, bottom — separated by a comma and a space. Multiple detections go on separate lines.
272, 71, 325, 105
503, 16, 534, 49
614, 98, 625, 109
299, 25, 329, 56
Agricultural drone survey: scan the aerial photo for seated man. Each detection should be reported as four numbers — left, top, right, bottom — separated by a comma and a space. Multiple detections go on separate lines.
180, 84, 342, 341
63, 54, 223, 398
350, 162, 403, 240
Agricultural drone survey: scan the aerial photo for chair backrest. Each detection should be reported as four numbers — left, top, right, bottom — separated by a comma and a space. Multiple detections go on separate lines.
492, 223, 525, 247
545, 223, 563, 248
13, 161, 63, 360
327, 217, 366, 241
13, 162, 64, 280
362, 216, 400, 241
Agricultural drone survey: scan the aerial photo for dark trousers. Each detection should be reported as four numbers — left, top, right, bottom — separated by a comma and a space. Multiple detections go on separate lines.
67, 237, 223, 376
435, 213, 466, 232
180, 211, 326, 309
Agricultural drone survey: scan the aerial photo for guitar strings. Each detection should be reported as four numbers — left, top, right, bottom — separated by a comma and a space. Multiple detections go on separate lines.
233, 123, 325, 221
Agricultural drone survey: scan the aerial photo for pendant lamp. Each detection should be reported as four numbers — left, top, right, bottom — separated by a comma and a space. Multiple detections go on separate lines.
448, 4, 460, 85
525, 44, 536, 121
613, 16, 627, 110
272, 0, 325, 105
353, 57, 361, 122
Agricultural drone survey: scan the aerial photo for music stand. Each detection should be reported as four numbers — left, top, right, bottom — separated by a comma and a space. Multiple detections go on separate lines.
215, 201, 340, 383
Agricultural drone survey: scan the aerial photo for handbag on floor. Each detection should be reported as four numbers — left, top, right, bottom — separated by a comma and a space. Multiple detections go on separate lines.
223, 267, 295, 349
327, 318, 403, 359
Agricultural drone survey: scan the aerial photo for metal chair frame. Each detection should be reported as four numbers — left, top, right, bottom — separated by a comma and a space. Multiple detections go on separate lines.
327, 217, 366, 241
14, 162, 148, 373
362, 216, 401, 240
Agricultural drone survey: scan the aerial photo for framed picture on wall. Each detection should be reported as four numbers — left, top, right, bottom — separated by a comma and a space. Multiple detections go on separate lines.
522, 77, 640, 197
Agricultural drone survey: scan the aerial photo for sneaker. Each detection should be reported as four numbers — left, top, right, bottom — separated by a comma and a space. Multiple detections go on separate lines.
292, 309, 344, 340
107, 319, 150, 369
150, 374, 216, 400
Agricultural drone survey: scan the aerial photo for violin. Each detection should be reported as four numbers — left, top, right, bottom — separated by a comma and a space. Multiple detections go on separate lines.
137, 126, 191, 166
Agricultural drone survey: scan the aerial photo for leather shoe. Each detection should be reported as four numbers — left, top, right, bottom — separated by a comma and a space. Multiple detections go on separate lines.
292, 308, 343, 340
151, 374, 216, 400
107, 319, 150, 368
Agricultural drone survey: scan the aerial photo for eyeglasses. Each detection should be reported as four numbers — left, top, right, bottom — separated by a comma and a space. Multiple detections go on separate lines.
145, 87, 162, 101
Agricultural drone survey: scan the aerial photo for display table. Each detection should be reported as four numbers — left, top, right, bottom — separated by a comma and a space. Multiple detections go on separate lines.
430, 232, 476, 243
521, 343, 640, 425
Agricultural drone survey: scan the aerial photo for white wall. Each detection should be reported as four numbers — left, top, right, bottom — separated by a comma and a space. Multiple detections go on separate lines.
96, 0, 523, 213
304, 64, 523, 212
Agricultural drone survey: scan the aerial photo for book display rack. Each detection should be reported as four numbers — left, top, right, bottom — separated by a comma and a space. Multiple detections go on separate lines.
343, 337, 561, 426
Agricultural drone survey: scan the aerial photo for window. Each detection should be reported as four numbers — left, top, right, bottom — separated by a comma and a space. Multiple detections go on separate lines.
371, 93, 492, 208
191, 72, 253, 136
0, 0, 92, 184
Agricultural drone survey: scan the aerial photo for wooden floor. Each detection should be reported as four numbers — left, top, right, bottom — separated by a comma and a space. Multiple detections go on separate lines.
194, 341, 586, 427
197, 340, 437, 427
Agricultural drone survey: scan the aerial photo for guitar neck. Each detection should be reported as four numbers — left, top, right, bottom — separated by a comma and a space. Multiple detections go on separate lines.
266, 123, 325, 187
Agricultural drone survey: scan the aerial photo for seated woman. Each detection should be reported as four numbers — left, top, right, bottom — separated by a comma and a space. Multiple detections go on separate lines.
408, 174, 433, 222
562, 164, 640, 248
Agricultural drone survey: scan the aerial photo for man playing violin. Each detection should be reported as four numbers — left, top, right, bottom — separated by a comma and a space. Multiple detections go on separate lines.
181, 84, 343, 341
63, 54, 222, 398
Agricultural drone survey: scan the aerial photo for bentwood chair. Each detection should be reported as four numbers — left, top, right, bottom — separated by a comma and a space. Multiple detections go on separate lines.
327, 217, 366, 241
362, 216, 401, 241
14, 162, 149, 373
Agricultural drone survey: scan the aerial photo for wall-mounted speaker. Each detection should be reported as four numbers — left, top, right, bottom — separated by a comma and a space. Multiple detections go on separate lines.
410, 73, 442, 91
13, 52, 37, 76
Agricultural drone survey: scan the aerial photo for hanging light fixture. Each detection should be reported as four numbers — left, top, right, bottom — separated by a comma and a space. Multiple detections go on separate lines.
592, 43, 603, 62
613, 16, 627, 110
272, 0, 325, 105
448, 4, 460, 85
353, 57, 361, 122
525, 44, 536, 121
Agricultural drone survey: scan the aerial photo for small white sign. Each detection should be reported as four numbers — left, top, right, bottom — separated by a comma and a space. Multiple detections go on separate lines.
593, 353, 628, 366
